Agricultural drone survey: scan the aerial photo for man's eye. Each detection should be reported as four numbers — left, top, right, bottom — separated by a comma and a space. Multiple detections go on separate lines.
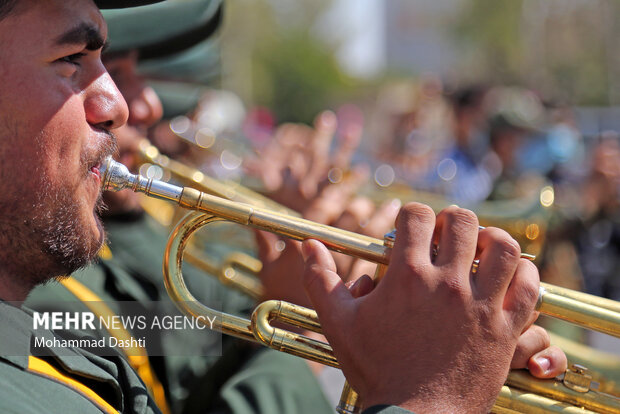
58, 52, 87, 65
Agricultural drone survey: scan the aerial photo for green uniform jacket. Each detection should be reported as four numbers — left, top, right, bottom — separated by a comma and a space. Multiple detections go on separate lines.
182, 342, 334, 414
181, 341, 412, 414
0, 301, 161, 414
26, 212, 253, 410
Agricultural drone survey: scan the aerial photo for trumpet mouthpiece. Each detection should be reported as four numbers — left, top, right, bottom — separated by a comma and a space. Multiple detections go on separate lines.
100, 156, 184, 203
100, 156, 134, 192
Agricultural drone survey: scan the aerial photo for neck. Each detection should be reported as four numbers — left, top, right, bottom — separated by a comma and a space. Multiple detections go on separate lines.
0, 269, 33, 302
0, 240, 65, 303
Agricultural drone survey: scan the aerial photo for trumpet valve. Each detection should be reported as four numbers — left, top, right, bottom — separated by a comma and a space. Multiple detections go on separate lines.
562, 364, 597, 393
373, 230, 396, 285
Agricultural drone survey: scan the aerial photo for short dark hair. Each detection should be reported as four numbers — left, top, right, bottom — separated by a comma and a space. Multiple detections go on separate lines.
0, 0, 18, 21
450, 85, 489, 113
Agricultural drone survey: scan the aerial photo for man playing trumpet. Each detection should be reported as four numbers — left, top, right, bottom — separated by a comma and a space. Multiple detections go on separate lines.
0, 0, 565, 413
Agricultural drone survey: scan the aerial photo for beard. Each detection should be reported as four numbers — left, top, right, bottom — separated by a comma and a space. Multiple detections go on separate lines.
0, 132, 117, 292
35, 187, 108, 280
35, 136, 117, 280
0, 178, 106, 291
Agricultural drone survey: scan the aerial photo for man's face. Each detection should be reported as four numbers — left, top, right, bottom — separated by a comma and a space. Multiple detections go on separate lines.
0, 0, 128, 288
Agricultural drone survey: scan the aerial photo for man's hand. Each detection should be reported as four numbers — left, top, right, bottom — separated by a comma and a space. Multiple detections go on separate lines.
244, 110, 363, 214
301, 204, 564, 413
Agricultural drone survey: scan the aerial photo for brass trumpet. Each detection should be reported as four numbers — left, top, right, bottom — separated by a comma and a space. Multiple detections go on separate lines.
138, 138, 547, 297
101, 158, 620, 413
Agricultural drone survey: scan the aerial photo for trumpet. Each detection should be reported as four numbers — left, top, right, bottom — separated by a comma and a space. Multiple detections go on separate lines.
138, 138, 551, 298
101, 157, 620, 413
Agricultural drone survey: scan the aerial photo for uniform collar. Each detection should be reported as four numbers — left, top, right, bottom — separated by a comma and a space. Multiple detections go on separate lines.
0, 301, 124, 408
0, 301, 116, 378
0, 301, 32, 369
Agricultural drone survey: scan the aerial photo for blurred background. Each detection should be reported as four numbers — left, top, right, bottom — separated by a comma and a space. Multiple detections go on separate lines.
221, 0, 620, 126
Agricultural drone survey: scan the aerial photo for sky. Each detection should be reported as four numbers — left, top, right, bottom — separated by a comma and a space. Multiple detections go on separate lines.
319, 0, 385, 79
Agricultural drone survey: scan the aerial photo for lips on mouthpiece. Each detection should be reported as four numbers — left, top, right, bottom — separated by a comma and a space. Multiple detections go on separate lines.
90, 164, 101, 179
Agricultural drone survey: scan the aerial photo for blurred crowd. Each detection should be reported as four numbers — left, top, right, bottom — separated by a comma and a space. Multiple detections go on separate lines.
369, 79, 620, 307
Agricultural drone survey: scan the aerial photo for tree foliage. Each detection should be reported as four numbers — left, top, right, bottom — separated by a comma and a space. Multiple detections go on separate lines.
452, 0, 620, 105
252, 30, 355, 124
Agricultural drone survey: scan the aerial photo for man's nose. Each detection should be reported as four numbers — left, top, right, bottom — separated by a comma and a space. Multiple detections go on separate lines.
85, 72, 130, 131
128, 86, 164, 129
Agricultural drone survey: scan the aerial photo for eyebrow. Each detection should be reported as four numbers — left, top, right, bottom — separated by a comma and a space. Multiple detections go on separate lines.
54, 22, 108, 51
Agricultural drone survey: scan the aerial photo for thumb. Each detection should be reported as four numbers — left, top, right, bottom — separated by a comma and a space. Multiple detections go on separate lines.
301, 240, 353, 319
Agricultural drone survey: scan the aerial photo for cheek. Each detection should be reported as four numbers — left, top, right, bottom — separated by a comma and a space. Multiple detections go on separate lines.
0, 68, 83, 167
6, 63, 72, 125
40, 95, 91, 171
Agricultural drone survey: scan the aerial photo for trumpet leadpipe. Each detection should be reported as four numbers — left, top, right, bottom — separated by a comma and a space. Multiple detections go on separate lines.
102, 157, 389, 264
538, 284, 620, 338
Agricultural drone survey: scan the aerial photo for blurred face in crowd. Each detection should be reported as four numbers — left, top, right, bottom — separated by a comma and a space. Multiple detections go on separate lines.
0, 0, 128, 296
101, 50, 164, 214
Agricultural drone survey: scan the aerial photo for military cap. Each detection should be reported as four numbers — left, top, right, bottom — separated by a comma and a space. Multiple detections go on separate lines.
140, 37, 221, 118
150, 79, 211, 119
102, 0, 223, 60
140, 37, 220, 83
486, 86, 545, 132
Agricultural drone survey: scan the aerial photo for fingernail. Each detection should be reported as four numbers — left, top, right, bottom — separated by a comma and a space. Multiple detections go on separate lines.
318, 111, 337, 128
275, 240, 286, 252
301, 241, 312, 261
389, 198, 402, 210
534, 356, 551, 373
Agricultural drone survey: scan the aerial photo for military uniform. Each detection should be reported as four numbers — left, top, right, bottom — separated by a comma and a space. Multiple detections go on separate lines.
182, 342, 412, 414
27, 211, 254, 411
0, 301, 161, 414
179, 341, 331, 414
0, 299, 410, 414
